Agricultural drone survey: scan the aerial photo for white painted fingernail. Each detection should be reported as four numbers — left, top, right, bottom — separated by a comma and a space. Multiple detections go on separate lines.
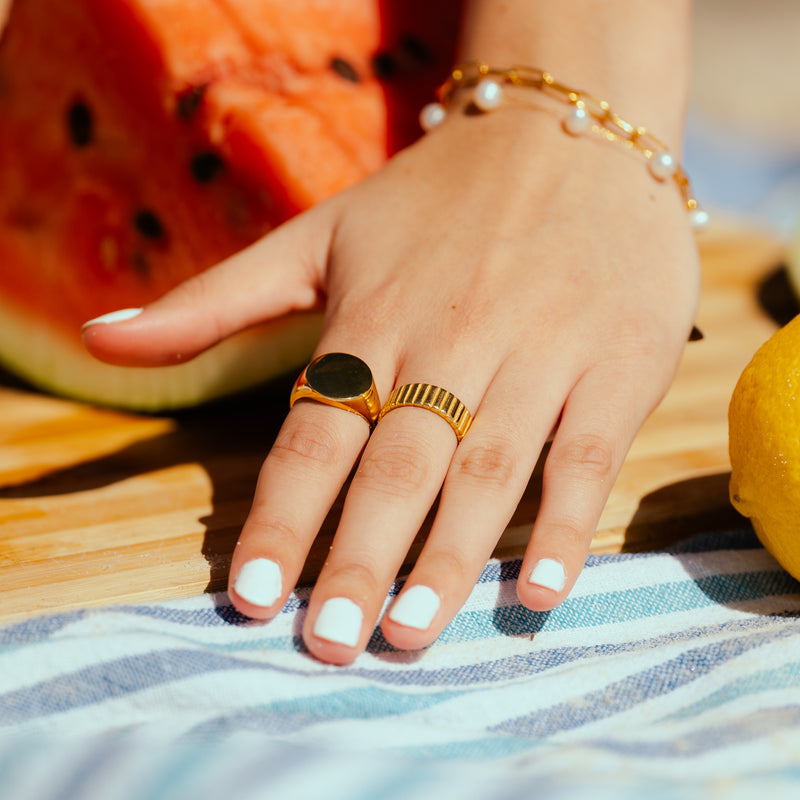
234, 558, 282, 608
313, 597, 363, 647
527, 558, 566, 592
388, 585, 440, 630
82, 307, 143, 329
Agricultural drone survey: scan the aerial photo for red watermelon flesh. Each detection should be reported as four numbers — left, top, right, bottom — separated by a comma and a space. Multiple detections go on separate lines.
0, 0, 460, 409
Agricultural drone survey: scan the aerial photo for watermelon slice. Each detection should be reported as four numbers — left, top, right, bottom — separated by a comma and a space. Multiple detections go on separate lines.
0, 0, 459, 409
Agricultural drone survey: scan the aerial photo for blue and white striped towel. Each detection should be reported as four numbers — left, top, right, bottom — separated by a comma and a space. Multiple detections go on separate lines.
1, 527, 799, 799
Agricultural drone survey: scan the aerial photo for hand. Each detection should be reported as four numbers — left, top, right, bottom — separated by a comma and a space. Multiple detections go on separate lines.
83, 108, 700, 664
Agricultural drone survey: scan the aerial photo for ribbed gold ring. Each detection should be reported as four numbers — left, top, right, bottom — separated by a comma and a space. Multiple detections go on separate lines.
290, 353, 380, 427
379, 383, 473, 442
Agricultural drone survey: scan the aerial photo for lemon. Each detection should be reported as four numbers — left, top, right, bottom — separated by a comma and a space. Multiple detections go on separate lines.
729, 315, 800, 579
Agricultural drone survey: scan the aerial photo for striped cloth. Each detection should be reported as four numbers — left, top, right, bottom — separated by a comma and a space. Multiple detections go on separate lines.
1, 527, 799, 799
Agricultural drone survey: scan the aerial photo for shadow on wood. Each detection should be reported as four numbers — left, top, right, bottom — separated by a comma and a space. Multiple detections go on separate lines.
621, 472, 743, 554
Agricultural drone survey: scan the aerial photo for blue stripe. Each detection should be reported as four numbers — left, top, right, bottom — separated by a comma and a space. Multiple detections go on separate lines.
358, 623, 749, 687
661, 661, 800, 721
2, 616, 796, 730
582, 705, 800, 758
393, 705, 800, 763
0, 610, 87, 650
492, 622, 800, 738
398, 569, 800, 652
0, 648, 315, 724
187, 685, 462, 738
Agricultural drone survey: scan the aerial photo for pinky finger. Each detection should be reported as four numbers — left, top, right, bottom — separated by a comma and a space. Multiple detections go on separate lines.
517, 370, 656, 611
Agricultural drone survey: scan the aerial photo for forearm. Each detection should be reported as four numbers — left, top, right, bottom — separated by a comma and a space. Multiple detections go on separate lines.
457, 0, 693, 147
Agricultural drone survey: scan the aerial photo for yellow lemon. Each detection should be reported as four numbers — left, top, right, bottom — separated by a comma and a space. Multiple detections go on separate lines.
729, 314, 800, 580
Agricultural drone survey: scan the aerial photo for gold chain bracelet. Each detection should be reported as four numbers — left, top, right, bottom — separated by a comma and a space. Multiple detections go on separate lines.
419, 61, 708, 231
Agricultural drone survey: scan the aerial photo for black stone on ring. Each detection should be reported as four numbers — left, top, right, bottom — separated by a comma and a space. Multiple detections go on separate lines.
289, 353, 381, 426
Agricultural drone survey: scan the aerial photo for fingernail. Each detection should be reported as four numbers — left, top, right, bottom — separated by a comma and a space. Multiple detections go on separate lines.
387, 585, 440, 630
527, 558, 566, 592
82, 307, 143, 329
234, 558, 282, 607
313, 597, 363, 647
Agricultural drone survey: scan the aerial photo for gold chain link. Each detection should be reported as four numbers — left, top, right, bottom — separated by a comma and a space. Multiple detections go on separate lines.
435, 61, 699, 214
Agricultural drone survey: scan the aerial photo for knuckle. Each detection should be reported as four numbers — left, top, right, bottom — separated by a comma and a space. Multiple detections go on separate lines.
548, 433, 615, 482
323, 561, 381, 600
353, 435, 432, 498
271, 418, 344, 468
244, 514, 304, 553
451, 437, 518, 491
420, 547, 471, 583
538, 519, 589, 550
332, 288, 398, 340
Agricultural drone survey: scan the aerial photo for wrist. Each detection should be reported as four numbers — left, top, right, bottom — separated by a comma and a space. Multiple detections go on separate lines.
456, 0, 692, 146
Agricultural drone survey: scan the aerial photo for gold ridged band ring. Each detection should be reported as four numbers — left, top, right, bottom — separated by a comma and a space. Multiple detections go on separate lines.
379, 383, 473, 442
290, 353, 381, 427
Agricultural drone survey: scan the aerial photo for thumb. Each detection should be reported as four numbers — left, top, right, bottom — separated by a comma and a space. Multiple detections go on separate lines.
82, 201, 335, 367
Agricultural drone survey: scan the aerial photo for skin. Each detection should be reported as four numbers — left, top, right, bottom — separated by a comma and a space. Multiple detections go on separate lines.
83, 0, 700, 665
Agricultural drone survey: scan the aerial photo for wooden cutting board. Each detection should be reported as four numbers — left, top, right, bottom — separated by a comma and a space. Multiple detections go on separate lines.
0, 228, 791, 623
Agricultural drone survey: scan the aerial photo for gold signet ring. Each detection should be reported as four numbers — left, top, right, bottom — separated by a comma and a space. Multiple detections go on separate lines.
289, 353, 381, 427
379, 383, 473, 442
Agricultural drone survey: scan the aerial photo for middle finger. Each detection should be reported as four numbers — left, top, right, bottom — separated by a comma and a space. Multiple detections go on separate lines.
302, 364, 488, 664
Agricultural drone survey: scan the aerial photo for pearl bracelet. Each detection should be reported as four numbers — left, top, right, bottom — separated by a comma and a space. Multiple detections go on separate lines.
420, 62, 709, 231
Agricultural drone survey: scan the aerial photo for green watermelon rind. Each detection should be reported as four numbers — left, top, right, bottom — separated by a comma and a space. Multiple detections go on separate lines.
0, 295, 322, 410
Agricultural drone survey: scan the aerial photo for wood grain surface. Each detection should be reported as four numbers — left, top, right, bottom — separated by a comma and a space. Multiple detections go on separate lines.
0, 228, 791, 623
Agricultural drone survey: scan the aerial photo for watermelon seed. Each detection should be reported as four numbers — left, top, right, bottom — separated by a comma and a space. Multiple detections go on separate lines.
133, 210, 165, 240
372, 52, 398, 80
330, 57, 360, 83
400, 35, 434, 65
190, 152, 225, 183
67, 101, 93, 148
176, 85, 207, 120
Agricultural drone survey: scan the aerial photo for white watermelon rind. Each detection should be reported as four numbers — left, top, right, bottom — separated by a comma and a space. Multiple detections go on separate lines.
0, 293, 322, 411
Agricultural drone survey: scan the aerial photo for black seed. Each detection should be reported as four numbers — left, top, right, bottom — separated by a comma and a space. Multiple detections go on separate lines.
688, 325, 704, 341
372, 51, 398, 80
330, 57, 359, 83
190, 151, 225, 183
133, 210, 165, 240
67, 101, 93, 148
176, 85, 207, 120
400, 34, 433, 65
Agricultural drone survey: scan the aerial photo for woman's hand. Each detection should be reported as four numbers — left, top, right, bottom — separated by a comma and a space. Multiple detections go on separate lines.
83, 107, 700, 665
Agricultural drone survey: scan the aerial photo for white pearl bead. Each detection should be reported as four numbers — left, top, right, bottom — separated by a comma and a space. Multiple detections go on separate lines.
472, 78, 503, 111
689, 207, 710, 231
563, 105, 591, 135
419, 102, 446, 132
649, 150, 678, 180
